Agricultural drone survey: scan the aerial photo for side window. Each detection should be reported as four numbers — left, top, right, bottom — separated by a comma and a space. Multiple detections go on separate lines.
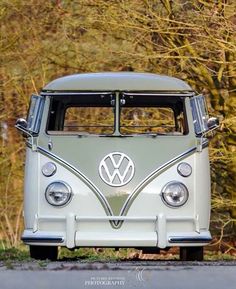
190, 95, 209, 135
27, 94, 44, 134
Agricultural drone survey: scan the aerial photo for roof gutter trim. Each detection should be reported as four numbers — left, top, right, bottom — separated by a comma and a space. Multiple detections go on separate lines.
40, 91, 113, 96
123, 92, 195, 97
40, 91, 195, 97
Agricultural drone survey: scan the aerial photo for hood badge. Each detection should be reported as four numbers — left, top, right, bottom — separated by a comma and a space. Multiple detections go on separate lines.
99, 152, 135, 187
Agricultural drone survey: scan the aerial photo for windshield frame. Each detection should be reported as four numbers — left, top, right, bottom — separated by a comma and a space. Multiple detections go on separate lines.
43, 91, 192, 137
45, 92, 116, 136
118, 92, 189, 136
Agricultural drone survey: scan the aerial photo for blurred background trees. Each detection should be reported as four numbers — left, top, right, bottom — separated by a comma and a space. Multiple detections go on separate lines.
1, 0, 235, 248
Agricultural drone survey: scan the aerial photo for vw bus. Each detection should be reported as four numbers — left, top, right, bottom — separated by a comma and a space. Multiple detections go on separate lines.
16, 72, 218, 261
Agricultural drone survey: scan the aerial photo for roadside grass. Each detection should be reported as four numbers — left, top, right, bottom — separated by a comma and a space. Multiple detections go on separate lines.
0, 244, 30, 269
0, 243, 235, 262
0, 246, 30, 261
204, 251, 236, 261
59, 247, 119, 261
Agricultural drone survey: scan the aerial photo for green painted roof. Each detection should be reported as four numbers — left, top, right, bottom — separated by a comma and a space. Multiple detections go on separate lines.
42, 72, 193, 92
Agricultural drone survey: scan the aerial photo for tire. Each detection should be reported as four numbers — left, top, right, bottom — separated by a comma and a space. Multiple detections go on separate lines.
29, 245, 58, 261
180, 246, 204, 261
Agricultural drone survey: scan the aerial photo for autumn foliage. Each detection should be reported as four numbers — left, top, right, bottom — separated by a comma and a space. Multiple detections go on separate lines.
0, 0, 235, 249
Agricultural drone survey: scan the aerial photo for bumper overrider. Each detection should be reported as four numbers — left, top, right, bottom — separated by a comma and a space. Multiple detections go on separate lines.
21, 214, 212, 248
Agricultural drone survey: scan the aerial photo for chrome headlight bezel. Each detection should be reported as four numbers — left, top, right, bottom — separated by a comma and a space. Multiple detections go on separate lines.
161, 181, 189, 208
45, 181, 72, 207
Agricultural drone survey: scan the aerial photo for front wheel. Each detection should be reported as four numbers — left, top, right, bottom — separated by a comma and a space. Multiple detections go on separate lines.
29, 245, 58, 261
180, 246, 204, 261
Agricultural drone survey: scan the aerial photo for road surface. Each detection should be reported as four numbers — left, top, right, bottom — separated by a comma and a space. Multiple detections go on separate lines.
0, 261, 235, 289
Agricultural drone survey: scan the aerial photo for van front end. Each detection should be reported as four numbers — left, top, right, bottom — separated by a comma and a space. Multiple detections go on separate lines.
16, 72, 218, 261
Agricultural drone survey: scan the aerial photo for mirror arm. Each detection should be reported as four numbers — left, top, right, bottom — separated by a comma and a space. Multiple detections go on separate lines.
15, 125, 37, 151
197, 124, 219, 152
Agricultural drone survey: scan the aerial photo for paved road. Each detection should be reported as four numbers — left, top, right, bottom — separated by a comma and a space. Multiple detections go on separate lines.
0, 261, 235, 289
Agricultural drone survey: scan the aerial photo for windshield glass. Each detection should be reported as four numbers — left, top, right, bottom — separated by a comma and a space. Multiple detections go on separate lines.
64, 106, 114, 134
120, 94, 187, 135
47, 93, 115, 135
120, 107, 177, 134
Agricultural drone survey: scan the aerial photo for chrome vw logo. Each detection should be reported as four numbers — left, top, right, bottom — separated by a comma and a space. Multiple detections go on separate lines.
99, 152, 135, 187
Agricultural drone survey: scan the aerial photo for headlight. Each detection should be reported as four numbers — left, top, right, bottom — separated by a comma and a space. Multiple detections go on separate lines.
42, 162, 57, 177
45, 181, 72, 206
161, 181, 188, 207
177, 162, 192, 177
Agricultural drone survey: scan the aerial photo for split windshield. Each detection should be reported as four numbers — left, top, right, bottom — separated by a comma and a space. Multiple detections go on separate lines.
47, 93, 188, 136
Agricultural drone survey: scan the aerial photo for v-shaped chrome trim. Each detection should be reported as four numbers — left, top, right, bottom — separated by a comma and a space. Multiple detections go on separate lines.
37, 145, 196, 228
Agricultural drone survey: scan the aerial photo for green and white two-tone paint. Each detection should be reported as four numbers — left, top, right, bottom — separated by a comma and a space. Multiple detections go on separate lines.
16, 72, 219, 261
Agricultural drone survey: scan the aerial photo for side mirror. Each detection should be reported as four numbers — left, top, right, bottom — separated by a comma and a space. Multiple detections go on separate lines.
15, 118, 29, 138
207, 117, 219, 130
16, 118, 28, 129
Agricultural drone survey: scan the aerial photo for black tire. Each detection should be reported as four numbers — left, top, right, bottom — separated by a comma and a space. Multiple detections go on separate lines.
180, 246, 204, 261
29, 245, 58, 261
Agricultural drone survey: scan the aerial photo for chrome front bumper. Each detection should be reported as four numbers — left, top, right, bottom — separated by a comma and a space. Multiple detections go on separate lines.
168, 236, 212, 244
21, 234, 64, 244
22, 213, 212, 248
